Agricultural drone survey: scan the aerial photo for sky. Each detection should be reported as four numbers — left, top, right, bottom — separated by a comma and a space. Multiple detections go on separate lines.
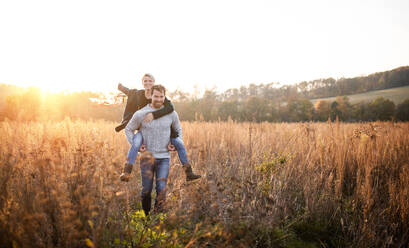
1, 0, 408, 94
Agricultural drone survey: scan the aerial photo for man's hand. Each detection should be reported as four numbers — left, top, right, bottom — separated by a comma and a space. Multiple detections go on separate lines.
168, 143, 176, 151
144, 113, 154, 123
139, 144, 146, 152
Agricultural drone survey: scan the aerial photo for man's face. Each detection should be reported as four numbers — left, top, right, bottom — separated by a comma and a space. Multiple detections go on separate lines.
151, 89, 165, 108
142, 76, 155, 90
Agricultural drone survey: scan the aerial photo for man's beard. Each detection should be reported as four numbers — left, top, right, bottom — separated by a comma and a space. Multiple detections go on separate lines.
152, 101, 163, 108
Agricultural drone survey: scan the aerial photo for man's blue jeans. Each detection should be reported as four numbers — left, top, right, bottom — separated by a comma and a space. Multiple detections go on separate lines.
127, 132, 189, 165
140, 157, 169, 215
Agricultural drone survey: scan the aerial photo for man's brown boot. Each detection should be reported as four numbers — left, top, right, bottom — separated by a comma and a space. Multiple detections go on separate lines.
119, 163, 133, 182
183, 163, 201, 181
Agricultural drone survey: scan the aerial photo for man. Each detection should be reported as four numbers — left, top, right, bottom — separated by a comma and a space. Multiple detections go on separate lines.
117, 73, 200, 182
125, 84, 184, 215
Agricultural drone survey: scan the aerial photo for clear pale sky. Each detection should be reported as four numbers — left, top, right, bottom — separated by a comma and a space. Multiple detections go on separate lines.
1, 0, 408, 94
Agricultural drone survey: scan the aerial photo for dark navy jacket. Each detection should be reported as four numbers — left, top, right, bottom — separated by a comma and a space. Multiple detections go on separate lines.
115, 84, 178, 138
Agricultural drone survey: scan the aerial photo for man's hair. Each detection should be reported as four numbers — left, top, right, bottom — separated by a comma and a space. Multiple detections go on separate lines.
142, 73, 155, 81
151, 84, 166, 96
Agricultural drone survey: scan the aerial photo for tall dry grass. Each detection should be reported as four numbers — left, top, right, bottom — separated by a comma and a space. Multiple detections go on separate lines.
0, 119, 408, 247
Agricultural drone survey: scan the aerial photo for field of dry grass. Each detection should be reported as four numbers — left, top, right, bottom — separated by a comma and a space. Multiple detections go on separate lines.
1, 119, 408, 247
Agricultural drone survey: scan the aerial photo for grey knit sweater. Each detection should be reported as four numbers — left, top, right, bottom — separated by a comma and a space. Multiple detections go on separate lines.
125, 104, 182, 159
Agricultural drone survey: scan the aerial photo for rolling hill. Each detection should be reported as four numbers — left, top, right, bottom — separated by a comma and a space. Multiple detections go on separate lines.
310, 85, 409, 105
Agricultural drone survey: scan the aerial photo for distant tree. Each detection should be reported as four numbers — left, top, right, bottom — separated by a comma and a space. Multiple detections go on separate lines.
352, 102, 371, 121
297, 81, 309, 97
368, 97, 396, 121
335, 96, 353, 121
195, 89, 219, 121
168, 89, 191, 102
218, 101, 240, 121
281, 85, 299, 102
239, 86, 249, 100
330, 101, 340, 121
388, 67, 409, 88
395, 99, 409, 121
314, 100, 331, 121
242, 96, 271, 122
222, 88, 240, 101
174, 100, 200, 121
286, 98, 313, 122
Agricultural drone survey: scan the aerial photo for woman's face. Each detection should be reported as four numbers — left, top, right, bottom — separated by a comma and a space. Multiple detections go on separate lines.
142, 76, 155, 90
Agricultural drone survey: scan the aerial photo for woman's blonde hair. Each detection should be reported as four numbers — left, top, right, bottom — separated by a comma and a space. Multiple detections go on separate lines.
142, 73, 155, 82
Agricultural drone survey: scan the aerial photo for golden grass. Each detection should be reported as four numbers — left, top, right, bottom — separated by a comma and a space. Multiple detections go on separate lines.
1, 119, 408, 247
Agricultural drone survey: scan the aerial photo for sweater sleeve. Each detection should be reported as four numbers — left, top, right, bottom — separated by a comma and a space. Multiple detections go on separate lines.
152, 97, 174, 119
125, 112, 142, 145
171, 111, 182, 139
118, 83, 131, 96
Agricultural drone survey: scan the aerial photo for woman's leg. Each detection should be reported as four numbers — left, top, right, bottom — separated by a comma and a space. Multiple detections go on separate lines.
171, 137, 201, 181
170, 137, 189, 166
120, 132, 143, 182
127, 131, 143, 164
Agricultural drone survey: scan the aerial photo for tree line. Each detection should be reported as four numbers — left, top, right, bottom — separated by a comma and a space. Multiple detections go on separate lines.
296, 66, 409, 99
1, 65, 408, 122
173, 94, 409, 122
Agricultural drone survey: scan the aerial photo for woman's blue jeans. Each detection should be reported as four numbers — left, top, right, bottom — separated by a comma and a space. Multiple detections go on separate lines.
127, 132, 189, 165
